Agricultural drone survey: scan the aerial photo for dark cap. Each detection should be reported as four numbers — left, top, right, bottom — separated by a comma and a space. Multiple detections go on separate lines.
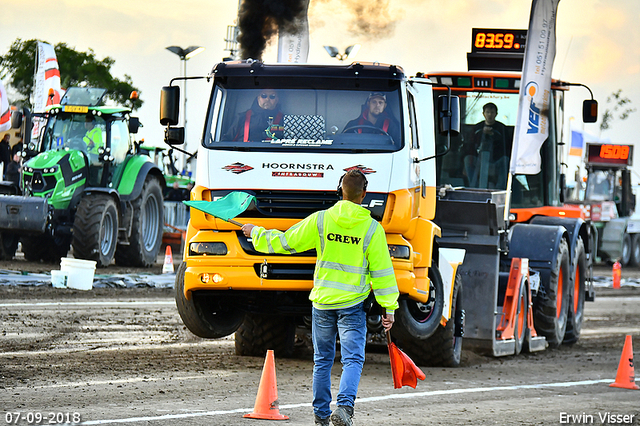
368, 92, 386, 101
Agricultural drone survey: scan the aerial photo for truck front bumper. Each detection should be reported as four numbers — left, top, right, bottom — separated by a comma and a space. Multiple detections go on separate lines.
182, 229, 428, 303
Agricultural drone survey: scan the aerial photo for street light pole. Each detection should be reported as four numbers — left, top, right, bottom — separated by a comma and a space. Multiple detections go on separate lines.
165, 45, 205, 173
323, 44, 361, 62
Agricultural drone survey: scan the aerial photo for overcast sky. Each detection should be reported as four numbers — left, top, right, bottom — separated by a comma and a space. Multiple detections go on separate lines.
1, 0, 638, 172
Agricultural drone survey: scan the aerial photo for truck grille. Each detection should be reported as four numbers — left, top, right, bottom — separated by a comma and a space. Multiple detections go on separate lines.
210, 189, 386, 221
211, 190, 339, 219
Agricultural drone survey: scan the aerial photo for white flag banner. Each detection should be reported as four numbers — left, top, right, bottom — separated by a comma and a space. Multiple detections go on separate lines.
277, 1, 309, 63
33, 42, 63, 113
0, 80, 10, 132
510, 0, 560, 174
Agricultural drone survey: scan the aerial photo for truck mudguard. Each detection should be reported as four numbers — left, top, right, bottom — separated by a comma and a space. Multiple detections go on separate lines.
529, 216, 588, 260
508, 223, 568, 286
117, 159, 165, 202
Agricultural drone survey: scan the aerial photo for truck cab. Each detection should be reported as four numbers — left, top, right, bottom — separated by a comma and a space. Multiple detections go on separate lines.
162, 60, 465, 366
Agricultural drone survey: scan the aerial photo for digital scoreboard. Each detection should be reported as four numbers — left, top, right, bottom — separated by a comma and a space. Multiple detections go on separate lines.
471, 29, 527, 54
586, 143, 633, 167
467, 28, 527, 71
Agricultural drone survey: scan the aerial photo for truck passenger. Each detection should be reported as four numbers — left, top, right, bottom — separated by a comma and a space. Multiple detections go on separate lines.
224, 89, 285, 141
343, 92, 401, 143
241, 170, 399, 426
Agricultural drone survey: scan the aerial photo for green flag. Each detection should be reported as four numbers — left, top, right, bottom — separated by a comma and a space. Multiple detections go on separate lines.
184, 192, 256, 225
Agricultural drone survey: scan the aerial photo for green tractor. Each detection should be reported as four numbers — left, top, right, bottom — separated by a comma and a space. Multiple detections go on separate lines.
0, 87, 165, 267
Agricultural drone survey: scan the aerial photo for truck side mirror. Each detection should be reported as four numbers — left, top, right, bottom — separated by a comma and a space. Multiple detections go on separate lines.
559, 172, 566, 203
128, 117, 141, 134
160, 86, 180, 126
583, 99, 598, 123
11, 110, 22, 129
438, 95, 460, 136
165, 127, 185, 146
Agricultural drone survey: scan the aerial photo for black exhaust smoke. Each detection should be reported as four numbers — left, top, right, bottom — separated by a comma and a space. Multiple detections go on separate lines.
238, 0, 309, 60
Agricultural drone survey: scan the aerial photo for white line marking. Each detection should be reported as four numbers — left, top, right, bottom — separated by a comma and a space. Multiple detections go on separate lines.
0, 300, 174, 307
79, 379, 612, 425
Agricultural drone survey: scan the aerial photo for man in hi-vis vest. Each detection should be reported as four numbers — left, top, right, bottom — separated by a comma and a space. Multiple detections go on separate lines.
242, 170, 399, 426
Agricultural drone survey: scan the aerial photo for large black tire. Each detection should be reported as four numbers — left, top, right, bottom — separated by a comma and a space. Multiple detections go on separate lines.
629, 234, 640, 267
564, 237, 586, 344
235, 313, 296, 358
115, 177, 164, 267
392, 266, 463, 367
72, 195, 119, 267
175, 262, 245, 338
21, 235, 71, 263
393, 264, 445, 343
0, 232, 19, 260
621, 233, 632, 266
534, 238, 570, 348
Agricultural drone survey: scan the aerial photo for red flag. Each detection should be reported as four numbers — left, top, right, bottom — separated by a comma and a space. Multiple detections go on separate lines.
387, 332, 426, 389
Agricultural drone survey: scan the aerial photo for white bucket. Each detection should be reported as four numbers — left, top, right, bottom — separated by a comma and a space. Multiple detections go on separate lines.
51, 270, 68, 288
60, 257, 96, 291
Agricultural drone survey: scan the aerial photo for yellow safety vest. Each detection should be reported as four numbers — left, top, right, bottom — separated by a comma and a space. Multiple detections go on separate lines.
251, 200, 399, 312
83, 127, 103, 155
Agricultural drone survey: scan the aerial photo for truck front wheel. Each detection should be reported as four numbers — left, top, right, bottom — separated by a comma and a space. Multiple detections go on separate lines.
534, 238, 570, 348
175, 262, 245, 338
72, 195, 119, 267
394, 264, 445, 342
564, 237, 586, 344
115, 177, 164, 267
392, 270, 462, 366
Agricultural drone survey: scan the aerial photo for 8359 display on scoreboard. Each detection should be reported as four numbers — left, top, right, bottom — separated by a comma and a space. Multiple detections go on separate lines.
471, 29, 527, 54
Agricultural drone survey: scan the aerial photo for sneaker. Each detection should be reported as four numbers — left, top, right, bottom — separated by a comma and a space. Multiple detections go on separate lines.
315, 414, 330, 426
330, 406, 353, 426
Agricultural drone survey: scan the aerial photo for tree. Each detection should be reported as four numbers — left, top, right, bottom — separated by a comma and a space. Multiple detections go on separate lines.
600, 89, 636, 132
0, 39, 142, 110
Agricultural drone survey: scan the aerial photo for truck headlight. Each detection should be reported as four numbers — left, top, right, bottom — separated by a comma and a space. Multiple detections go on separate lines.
189, 242, 228, 256
388, 244, 410, 260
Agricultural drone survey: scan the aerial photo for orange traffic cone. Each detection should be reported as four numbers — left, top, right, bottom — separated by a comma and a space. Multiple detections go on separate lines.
162, 245, 174, 274
244, 350, 289, 420
612, 260, 622, 289
610, 335, 639, 390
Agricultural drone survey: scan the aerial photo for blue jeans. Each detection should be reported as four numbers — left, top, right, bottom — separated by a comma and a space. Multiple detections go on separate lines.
312, 302, 366, 419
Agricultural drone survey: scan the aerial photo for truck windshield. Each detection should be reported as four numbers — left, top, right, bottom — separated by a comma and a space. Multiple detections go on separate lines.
435, 89, 558, 208
204, 86, 403, 153
40, 112, 106, 156
585, 170, 615, 202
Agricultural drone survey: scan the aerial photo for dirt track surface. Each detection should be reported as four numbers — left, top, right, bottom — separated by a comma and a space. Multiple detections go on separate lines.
1, 264, 639, 425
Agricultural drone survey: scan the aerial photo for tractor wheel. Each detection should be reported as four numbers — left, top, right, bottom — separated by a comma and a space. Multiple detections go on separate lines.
115, 177, 163, 267
235, 313, 296, 358
564, 237, 586, 344
175, 262, 245, 338
21, 236, 50, 262
392, 265, 464, 366
72, 195, 119, 267
513, 278, 528, 356
534, 238, 570, 348
0, 232, 19, 260
21, 235, 70, 263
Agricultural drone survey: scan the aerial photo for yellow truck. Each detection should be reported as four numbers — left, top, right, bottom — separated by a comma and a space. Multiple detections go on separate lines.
160, 61, 465, 366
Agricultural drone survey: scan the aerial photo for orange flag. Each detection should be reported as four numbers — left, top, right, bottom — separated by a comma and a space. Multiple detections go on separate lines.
387, 332, 426, 389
